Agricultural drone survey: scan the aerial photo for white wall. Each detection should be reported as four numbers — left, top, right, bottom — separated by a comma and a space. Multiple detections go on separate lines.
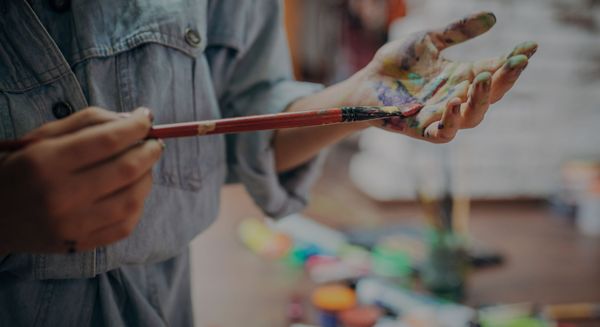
349, 0, 600, 200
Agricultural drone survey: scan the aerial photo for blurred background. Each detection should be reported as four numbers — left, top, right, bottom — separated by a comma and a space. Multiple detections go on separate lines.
191, 0, 600, 326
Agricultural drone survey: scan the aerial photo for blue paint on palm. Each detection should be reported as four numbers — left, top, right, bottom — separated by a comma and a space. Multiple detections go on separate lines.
376, 81, 417, 106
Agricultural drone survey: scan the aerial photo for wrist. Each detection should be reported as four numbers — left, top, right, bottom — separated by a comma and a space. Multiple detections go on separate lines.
340, 68, 382, 109
339, 68, 370, 105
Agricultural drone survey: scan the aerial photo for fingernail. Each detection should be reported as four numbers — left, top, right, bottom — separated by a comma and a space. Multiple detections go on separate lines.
529, 45, 538, 56
157, 139, 166, 150
481, 12, 497, 27
141, 107, 154, 122
476, 71, 492, 81
117, 112, 131, 119
507, 55, 528, 70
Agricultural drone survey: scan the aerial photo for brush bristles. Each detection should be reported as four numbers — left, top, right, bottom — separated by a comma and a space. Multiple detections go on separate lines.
341, 106, 411, 122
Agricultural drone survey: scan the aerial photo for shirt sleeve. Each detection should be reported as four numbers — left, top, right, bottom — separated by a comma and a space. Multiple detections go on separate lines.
221, 0, 325, 218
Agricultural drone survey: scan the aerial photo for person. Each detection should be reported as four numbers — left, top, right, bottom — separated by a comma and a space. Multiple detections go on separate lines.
0, 1, 536, 326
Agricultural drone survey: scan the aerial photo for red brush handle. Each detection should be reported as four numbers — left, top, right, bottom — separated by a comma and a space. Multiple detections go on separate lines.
147, 108, 344, 139
0, 109, 343, 151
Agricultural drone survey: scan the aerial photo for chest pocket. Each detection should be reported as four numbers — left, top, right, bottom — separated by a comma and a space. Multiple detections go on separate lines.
69, 0, 225, 191
102, 33, 224, 191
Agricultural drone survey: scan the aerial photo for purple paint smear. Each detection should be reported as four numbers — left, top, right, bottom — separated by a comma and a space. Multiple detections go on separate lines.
376, 81, 417, 106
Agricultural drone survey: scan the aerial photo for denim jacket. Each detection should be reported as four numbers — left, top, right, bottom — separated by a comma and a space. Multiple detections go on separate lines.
0, 0, 323, 325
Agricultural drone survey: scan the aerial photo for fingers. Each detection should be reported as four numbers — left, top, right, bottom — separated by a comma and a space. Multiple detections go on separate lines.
410, 80, 468, 135
472, 41, 538, 76
53, 107, 153, 171
423, 98, 463, 143
460, 72, 492, 128
72, 139, 164, 202
490, 54, 529, 103
23, 107, 127, 140
76, 172, 154, 251
429, 79, 470, 106
429, 12, 497, 51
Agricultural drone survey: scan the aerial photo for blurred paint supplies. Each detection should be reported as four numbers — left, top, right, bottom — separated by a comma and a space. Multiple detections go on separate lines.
560, 160, 600, 236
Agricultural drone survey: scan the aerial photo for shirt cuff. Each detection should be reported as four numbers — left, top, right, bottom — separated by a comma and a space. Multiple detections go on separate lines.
226, 81, 325, 218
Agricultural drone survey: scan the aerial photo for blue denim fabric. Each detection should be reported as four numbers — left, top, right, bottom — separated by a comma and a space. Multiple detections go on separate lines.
0, 0, 323, 325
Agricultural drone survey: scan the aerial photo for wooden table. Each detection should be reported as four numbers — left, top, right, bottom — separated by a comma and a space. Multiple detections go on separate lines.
190, 185, 600, 327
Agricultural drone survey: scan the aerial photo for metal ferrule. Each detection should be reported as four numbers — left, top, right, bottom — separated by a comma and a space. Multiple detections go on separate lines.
341, 107, 396, 122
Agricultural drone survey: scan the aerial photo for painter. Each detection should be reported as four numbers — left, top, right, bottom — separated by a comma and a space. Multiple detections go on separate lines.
0, 1, 536, 326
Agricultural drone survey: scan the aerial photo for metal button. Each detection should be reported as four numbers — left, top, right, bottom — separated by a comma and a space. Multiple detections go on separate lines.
52, 102, 73, 119
49, 0, 70, 13
184, 28, 201, 48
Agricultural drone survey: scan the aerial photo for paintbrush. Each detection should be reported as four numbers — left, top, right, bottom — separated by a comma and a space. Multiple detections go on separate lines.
0, 104, 422, 152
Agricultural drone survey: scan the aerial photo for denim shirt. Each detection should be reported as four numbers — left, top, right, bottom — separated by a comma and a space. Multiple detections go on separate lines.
0, 0, 323, 325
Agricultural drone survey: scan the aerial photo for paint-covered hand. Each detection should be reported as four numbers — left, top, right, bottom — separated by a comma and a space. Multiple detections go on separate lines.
350, 11, 537, 143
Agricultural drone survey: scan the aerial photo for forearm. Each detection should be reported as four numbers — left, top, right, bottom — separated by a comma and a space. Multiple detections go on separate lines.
273, 72, 372, 172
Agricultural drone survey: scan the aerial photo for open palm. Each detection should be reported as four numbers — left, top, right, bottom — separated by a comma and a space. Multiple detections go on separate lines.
351, 12, 537, 143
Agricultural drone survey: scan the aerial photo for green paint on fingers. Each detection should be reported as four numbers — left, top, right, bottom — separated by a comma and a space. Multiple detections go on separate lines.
478, 12, 497, 28
510, 41, 538, 58
507, 55, 528, 69
475, 71, 492, 83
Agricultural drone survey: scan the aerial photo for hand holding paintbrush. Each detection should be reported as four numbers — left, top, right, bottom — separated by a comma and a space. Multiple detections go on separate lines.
0, 104, 423, 152
0, 108, 162, 254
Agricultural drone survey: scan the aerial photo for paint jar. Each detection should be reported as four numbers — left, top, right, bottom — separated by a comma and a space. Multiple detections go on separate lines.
311, 284, 357, 327
421, 229, 469, 302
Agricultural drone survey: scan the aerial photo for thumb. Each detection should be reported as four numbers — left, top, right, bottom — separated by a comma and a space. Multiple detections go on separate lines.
428, 11, 497, 51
